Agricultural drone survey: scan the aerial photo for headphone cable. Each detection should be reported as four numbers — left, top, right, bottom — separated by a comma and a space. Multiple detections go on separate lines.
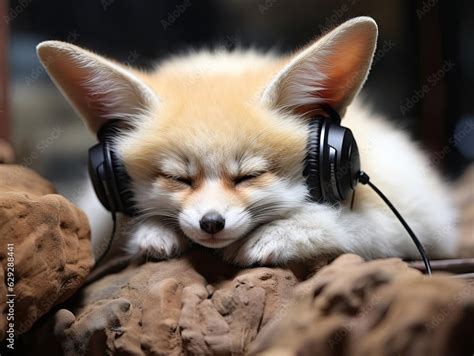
357, 171, 432, 275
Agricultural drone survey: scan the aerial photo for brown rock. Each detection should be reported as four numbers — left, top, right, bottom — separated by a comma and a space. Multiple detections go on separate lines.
250, 254, 474, 356
22, 253, 474, 355
0, 165, 94, 340
45, 250, 300, 355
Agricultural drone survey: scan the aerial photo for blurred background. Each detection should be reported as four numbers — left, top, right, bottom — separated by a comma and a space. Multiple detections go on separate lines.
1, 0, 473, 200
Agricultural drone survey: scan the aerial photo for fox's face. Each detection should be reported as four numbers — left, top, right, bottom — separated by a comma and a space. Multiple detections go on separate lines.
121, 89, 309, 247
37, 17, 377, 253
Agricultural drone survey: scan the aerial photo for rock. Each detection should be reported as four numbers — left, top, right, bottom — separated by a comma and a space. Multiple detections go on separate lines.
0, 165, 94, 340
250, 254, 474, 356
24, 253, 474, 355
34, 249, 301, 355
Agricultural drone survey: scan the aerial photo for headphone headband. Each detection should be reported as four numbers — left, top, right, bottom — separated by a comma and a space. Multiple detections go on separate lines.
318, 103, 341, 124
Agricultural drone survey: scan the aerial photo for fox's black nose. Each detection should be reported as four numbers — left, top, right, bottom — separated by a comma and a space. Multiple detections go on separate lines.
200, 211, 225, 234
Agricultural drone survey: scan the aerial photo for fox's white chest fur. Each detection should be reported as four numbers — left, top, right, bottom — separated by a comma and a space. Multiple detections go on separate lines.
38, 17, 458, 266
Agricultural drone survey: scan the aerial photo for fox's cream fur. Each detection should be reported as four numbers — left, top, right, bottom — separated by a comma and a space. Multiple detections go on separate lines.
37, 17, 458, 265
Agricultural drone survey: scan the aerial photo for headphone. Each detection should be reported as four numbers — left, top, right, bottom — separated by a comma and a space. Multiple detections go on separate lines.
88, 106, 359, 214
88, 122, 136, 216
303, 104, 360, 204
87, 106, 432, 274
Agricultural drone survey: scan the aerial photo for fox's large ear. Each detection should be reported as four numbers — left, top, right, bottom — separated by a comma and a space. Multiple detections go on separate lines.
37, 41, 158, 133
262, 17, 377, 117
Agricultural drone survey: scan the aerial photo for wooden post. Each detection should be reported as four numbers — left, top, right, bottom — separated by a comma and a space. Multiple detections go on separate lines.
417, 0, 445, 152
0, 0, 9, 142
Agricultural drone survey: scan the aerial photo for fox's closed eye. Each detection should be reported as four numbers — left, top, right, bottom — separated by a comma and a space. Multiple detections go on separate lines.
175, 177, 192, 186
234, 172, 266, 185
162, 175, 193, 186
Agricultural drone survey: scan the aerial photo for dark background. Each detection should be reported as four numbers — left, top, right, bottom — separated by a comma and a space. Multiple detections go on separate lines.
6, 0, 474, 198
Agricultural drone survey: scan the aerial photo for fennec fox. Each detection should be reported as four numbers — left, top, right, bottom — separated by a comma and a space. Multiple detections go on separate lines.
37, 17, 457, 265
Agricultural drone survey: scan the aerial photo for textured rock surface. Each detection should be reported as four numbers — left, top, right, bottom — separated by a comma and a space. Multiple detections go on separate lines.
23, 253, 474, 356
251, 254, 474, 356
38, 250, 301, 355
0, 164, 94, 339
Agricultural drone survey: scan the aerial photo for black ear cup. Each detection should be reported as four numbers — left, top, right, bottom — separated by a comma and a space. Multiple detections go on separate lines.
303, 119, 323, 202
321, 121, 360, 202
304, 110, 361, 204
88, 122, 135, 215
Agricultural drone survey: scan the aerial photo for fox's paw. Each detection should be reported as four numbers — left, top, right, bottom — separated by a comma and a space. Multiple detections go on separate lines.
128, 220, 189, 260
222, 220, 297, 266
